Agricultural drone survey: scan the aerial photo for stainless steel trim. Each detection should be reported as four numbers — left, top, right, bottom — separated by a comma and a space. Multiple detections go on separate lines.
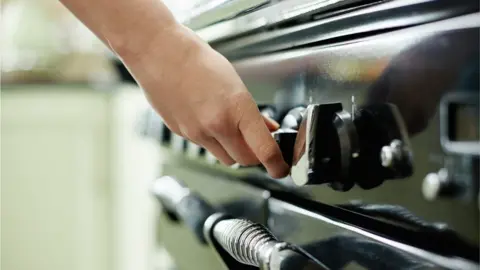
439, 92, 480, 156
196, 0, 368, 43
184, 0, 270, 30
214, 0, 476, 58
231, 12, 480, 78
270, 198, 479, 270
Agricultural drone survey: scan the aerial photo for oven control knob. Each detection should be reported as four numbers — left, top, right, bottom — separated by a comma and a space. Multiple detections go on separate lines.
422, 168, 462, 201
296, 102, 413, 191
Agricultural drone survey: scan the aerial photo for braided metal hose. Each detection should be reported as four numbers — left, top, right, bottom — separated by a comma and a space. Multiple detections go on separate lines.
213, 219, 279, 267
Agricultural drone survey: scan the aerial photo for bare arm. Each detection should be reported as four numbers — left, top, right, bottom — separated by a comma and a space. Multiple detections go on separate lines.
59, 0, 289, 178
59, 0, 178, 60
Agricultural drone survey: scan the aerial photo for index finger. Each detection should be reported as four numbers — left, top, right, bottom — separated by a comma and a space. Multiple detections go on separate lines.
237, 100, 289, 178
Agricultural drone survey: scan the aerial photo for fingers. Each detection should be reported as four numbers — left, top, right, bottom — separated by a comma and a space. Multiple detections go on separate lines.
216, 134, 260, 166
199, 108, 260, 166
214, 115, 280, 166
174, 92, 288, 177
179, 125, 235, 166
198, 137, 236, 166
235, 94, 290, 178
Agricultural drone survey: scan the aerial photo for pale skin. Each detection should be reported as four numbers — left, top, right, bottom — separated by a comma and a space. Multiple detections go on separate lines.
59, 0, 289, 178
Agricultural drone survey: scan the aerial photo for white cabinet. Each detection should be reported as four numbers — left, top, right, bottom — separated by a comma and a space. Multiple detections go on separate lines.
1, 85, 162, 270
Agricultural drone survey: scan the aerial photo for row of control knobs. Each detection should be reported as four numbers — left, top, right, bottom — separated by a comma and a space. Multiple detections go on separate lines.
139, 103, 415, 192
139, 104, 477, 203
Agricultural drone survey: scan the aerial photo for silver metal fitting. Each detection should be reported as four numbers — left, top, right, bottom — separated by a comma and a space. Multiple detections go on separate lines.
381, 139, 408, 168
212, 219, 279, 268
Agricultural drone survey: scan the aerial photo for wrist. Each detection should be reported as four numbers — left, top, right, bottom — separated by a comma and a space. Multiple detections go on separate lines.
118, 22, 207, 74
108, 12, 182, 63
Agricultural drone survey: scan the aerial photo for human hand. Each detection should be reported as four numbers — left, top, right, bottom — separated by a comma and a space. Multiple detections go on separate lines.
119, 24, 290, 178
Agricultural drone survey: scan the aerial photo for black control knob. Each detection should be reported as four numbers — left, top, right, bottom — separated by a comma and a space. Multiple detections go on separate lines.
151, 176, 216, 244
350, 103, 413, 189
299, 102, 413, 191
306, 103, 356, 191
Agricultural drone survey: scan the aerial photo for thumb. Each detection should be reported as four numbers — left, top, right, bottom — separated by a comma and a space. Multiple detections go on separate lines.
262, 115, 280, 132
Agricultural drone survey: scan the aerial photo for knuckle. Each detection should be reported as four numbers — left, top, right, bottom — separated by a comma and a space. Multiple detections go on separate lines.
182, 126, 207, 143
228, 91, 252, 105
203, 113, 231, 135
227, 92, 255, 121
259, 142, 280, 165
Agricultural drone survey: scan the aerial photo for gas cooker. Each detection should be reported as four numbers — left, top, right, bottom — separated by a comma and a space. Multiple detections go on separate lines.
124, 1, 479, 269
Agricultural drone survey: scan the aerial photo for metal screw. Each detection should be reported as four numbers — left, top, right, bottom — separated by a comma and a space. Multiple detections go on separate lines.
422, 168, 450, 201
380, 139, 405, 168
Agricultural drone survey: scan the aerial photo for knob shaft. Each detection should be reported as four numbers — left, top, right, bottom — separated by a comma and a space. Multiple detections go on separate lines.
422, 168, 463, 201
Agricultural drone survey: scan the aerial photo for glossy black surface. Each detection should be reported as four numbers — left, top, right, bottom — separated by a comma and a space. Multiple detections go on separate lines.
154, 160, 478, 269
267, 198, 478, 270
212, 0, 479, 60
229, 13, 480, 246
141, 4, 480, 269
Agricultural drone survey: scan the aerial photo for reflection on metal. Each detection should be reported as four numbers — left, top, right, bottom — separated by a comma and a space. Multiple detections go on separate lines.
151, 176, 191, 211
337, 201, 457, 236
299, 234, 437, 269
268, 198, 479, 270
229, 13, 480, 243
144, 6, 480, 269
440, 92, 480, 156
152, 176, 329, 269
183, 0, 270, 30
196, 0, 370, 43
213, 0, 479, 58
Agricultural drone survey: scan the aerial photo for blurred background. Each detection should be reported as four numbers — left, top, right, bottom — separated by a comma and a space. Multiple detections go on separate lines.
1, 0, 196, 269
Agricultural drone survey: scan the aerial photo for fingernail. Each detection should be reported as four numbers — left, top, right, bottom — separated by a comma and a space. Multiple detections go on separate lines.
278, 163, 291, 179
265, 116, 280, 129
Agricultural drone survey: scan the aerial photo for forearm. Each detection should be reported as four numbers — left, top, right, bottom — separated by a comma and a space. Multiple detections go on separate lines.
59, 0, 184, 60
